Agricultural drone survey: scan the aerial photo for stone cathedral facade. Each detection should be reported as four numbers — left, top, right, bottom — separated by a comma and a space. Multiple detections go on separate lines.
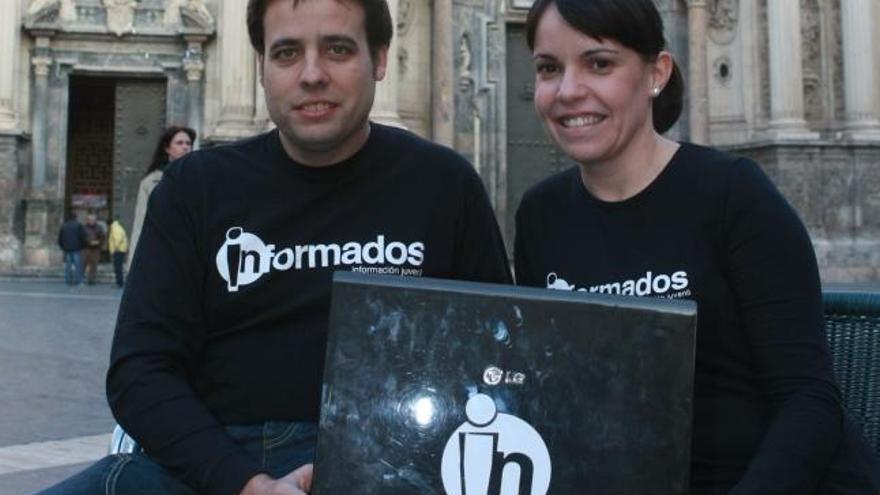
0, 0, 877, 282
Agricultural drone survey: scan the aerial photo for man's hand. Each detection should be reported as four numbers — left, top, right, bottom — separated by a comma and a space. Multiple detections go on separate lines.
241, 464, 313, 495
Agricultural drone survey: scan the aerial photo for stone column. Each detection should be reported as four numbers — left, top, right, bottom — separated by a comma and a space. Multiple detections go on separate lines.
30, 35, 53, 190
254, 57, 272, 130
183, 37, 206, 143
686, 0, 709, 144
766, 0, 816, 139
431, 0, 455, 146
214, 0, 255, 139
0, 0, 21, 132
841, 0, 880, 140
371, 0, 406, 128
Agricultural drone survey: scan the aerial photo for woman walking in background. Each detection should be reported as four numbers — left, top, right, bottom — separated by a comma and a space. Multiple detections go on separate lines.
514, 0, 880, 492
127, 126, 195, 270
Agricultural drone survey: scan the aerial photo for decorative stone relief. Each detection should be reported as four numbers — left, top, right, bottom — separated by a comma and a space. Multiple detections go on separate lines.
712, 56, 733, 86
28, 0, 77, 22
801, 0, 822, 123
398, 0, 413, 36
458, 33, 474, 92
103, 0, 136, 36
398, 46, 409, 76
830, 0, 845, 123
757, 0, 770, 122
31, 55, 53, 77
708, 0, 738, 44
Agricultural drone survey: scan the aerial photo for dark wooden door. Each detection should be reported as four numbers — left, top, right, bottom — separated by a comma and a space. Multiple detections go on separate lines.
113, 79, 167, 234
66, 77, 116, 219
505, 24, 574, 248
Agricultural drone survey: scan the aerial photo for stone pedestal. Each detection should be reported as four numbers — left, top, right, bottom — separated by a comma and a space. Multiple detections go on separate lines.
22, 193, 60, 267
736, 143, 880, 282
0, 133, 23, 271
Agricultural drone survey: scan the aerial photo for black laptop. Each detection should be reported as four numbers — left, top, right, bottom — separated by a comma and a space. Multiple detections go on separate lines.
312, 272, 697, 495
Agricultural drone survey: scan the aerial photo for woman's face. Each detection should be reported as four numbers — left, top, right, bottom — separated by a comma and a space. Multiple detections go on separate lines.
165, 131, 193, 161
532, 4, 659, 165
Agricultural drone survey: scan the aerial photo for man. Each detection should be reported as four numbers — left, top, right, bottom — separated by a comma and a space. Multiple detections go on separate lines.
81, 213, 106, 285
38, 1, 510, 494
107, 216, 128, 288
57, 212, 86, 285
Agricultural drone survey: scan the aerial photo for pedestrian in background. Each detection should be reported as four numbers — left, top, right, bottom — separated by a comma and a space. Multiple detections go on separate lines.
127, 125, 195, 271
82, 213, 106, 285
57, 212, 86, 286
108, 216, 128, 288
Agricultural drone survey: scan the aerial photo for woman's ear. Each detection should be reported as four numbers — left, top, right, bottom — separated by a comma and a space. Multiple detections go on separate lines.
651, 51, 674, 95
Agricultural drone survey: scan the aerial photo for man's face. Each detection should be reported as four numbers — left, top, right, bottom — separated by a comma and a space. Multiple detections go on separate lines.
259, 0, 387, 166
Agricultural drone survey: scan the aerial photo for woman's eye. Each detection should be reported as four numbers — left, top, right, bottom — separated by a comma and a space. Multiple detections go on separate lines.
590, 58, 612, 71
536, 63, 559, 75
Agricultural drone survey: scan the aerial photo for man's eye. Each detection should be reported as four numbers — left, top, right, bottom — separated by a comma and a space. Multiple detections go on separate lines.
274, 48, 297, 60
328, 45, 352, 56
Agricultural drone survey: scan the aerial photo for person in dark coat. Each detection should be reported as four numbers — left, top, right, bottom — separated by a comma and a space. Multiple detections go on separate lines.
82, 213, 106, 285
57, 212, 86, 285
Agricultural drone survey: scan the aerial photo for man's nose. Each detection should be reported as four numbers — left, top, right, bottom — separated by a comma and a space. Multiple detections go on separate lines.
300, 54, 329, 87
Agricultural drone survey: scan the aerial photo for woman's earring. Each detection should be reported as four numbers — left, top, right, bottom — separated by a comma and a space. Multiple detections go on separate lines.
651, 87, 661, 97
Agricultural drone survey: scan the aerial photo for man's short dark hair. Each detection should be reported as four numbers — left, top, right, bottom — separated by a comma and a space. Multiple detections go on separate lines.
247, 0, 393, 59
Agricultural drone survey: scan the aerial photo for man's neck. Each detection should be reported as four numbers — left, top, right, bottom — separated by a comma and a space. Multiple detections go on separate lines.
278, 122, 372, 167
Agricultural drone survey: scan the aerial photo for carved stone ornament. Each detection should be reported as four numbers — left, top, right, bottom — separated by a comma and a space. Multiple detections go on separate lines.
708, 0, 739, 44
458, 33, 474, 92
397, 0, 413, 36
164, 0, 215, 30
26, 0, 77, 24
103, 0, 136, 36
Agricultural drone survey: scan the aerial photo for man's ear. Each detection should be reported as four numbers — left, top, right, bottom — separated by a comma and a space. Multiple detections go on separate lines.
372, 46, 388, 81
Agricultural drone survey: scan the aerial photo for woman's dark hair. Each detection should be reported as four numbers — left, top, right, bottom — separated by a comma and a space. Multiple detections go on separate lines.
247, 0, 393, 61
525, 0, 684, 133
146, 126, 196, 175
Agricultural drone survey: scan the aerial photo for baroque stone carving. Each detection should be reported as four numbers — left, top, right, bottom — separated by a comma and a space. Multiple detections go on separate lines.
103, 0, 136, 36
458, 33, 473, 92
27, 0, 77, 23
164, 0, 215, 30
708, 0, 738, 44
801, 0, 822, 123
397, 0, 413, 36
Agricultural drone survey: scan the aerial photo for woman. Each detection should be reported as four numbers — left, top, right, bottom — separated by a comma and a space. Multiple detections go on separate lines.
514, 0, 880, 493
127, 126, 195, 270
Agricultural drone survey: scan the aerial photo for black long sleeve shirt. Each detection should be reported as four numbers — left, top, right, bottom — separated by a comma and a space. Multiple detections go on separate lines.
514, 143, 878, 494
107, 124, 512, 495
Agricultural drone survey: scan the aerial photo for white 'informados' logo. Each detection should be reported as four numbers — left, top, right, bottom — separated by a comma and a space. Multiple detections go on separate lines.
215, 227, 426, 292
441, 394, 552, 495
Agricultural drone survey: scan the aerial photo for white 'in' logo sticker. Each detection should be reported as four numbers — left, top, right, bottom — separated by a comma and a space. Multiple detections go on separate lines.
440, 394, 552, 495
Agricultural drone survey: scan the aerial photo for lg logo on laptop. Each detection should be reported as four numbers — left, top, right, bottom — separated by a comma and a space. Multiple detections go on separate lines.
440, 394, 552, 495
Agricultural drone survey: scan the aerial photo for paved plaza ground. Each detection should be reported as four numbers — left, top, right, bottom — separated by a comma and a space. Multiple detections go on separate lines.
0, 277, 121, 494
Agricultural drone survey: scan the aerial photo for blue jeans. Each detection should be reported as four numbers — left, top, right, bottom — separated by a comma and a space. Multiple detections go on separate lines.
63, 251, 83, 285
36, 421, 317, 495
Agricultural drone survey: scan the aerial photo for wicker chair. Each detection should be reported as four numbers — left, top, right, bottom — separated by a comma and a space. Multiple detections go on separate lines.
823, 290, 880, 459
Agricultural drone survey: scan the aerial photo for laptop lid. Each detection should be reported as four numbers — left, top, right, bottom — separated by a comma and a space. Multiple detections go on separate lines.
313, 272, 697, 495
